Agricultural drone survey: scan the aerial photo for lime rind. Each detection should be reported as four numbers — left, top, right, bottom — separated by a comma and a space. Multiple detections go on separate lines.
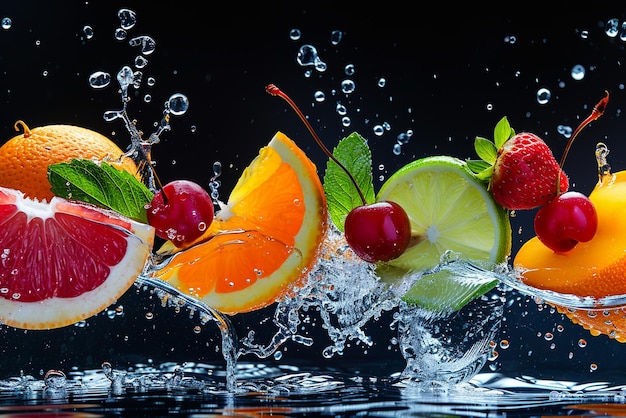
376, 155, 511, 312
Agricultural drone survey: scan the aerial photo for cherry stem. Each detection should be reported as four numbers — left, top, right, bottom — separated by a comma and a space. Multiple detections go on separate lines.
559, 90, 609, 169
266, 84, 367, 205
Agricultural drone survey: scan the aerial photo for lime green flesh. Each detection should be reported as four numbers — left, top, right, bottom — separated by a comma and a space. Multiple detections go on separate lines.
376, 156, 511, 311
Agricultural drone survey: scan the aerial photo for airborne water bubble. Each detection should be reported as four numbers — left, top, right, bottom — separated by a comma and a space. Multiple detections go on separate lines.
114, 28, 127, 40
117, 8, 137, 30
536, 87, 551, 105
88, 71, 111, 88
83, 25, 94, 39
129, 35, 157, 55
330, 30, 343, 45
289, 28, 301, 41
605, 18, 620, 38
571, 64, 586, 80
341, 79, 355, 94
167, 93, 189, 115
1, 17, 12, 30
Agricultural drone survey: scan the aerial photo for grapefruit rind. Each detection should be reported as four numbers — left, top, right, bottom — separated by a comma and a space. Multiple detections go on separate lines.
151, 132, 327, 314
0, 187, 154, 330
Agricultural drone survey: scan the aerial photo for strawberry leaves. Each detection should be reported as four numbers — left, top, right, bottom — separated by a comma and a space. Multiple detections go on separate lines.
467, 116, 515, 182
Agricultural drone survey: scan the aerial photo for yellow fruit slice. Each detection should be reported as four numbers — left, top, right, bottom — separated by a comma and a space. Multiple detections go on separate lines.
0, 121, 138, 201
0, 187, 154, 330
515, 171, 626, 342
376, 156, 512, 310
515, 170, 626, 298
151, 132, 327, 314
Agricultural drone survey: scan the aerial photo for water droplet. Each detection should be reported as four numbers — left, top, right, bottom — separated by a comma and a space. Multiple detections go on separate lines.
330, 29, 343, 45
571, 64, 586, 80
88, 71, 112, 89
274, 350, 283, 360
344, 63, 355, 76
129, 35, 156, 55
44, 370, 66, 389
117, 8, 137, 30
314, 91, 325, 102
377, 78, 386, 88
392, 143, 402, 155
504, 35, 517, 44
146, 76, 156, 86
197, 221, 207, 232
605, 18, 620, 38
578, 338, 587, 348
134, 55, 148, 69
373, 125, 384, 136
193, 325, 202, 334
114, 28, 127, 41
536, 87, 551, 105
1, 17, 12, 30
557, 125, 572, 138
83, 25, 94, 39
499, 339, 510, 349
336, 103, 347, 115
396, 132, 410, 145
289, 28, 301, 41
167, 93, 189, 115
143, 94, 152, 103
296, 45, 326, 72
341, 79, 355, 94
590, 363, 598, 372
341, 116, 351, 127
145, 312, 154, 320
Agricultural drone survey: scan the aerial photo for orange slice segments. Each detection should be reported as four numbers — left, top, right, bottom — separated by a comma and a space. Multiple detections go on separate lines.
0, 187, 154, 330
151, 132, 328, 314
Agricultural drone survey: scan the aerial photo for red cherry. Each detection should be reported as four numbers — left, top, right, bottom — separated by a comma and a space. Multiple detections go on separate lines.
534, 191, 598, 253
344, 201, 412, 263
146, 179, 215, 247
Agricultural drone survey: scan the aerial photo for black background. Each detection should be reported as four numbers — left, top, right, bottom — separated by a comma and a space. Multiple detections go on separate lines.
0, 1, 626, 382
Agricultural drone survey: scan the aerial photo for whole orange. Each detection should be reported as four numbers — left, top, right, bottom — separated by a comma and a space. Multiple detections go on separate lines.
0, 120, 138, 201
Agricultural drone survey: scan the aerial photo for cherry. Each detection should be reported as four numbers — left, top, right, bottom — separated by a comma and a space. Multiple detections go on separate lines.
534, 191, 598, 253
146, 179, 215, 247
266, 84, 411, 263
344, 201, 412, 262
532, 91, 609, 252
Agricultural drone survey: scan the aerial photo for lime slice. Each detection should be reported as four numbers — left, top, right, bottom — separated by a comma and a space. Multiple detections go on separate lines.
376, 155, 511, 311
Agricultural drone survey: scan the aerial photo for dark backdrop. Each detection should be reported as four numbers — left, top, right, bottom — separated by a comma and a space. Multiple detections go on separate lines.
0, 1, 625, 382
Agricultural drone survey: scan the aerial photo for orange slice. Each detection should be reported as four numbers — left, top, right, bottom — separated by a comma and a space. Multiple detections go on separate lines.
151, 131, 327, 314
0, 186, 154, 330
515, 170, 626, 341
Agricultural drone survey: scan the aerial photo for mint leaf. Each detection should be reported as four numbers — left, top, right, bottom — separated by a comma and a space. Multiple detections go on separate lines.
48, 159, 154, 223
323, 132, 375, 231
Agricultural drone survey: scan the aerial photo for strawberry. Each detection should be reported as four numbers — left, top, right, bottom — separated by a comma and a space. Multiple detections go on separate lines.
490, 132, 568, 210
468, 117, 568, 211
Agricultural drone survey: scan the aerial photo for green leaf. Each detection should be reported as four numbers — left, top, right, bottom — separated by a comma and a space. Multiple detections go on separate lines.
493, 116, 514, 149
323, 132, 375, 231
474, 165, 494, 182
473, 136, 498, 164
48, 159, 154, 223
466, 159, 492, 177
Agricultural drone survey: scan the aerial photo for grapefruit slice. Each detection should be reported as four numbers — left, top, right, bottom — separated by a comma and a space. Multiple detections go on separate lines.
151, 131, 327, 314
0, 186, 154, 330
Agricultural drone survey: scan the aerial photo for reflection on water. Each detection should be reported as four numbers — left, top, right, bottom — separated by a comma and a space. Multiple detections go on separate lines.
1, 362, 626, 416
